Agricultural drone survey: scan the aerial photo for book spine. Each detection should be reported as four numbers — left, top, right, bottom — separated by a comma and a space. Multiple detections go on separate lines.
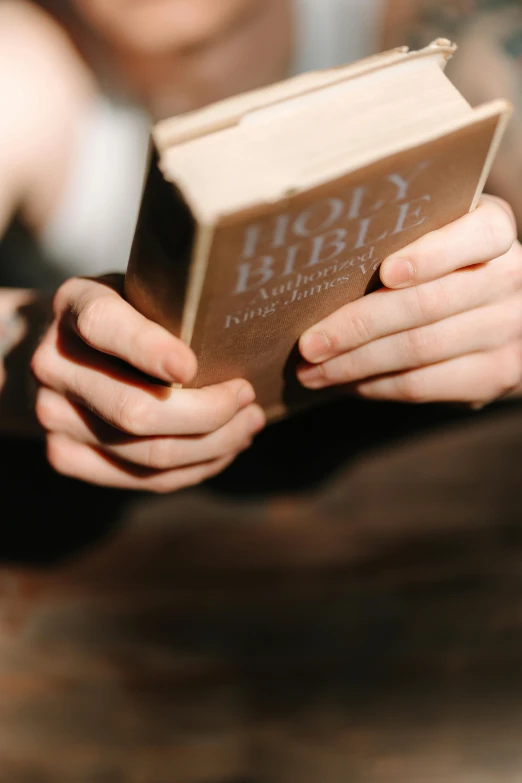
124, 150, 196, 339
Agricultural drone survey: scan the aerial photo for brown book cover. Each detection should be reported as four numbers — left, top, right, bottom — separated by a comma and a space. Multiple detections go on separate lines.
125, 40, 511, 421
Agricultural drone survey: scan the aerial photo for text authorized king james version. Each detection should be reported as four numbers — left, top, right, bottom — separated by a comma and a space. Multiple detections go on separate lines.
224, 159, 432, 329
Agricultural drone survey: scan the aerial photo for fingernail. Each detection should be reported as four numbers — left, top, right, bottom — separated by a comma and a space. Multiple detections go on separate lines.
237, 383, 256, 409
300, 331, 331, 362
381, 257, 415, 288
297, 364, 325, 388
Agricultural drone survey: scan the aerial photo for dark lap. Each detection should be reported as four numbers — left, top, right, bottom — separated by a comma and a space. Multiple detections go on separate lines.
1, 398, 522, 781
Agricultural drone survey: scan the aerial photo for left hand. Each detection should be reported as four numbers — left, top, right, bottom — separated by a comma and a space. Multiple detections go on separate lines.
298, 195, 522, 407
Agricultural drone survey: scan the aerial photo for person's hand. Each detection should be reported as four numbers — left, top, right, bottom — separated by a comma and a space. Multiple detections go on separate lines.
298, 196, 522, 408
31, 275, 265, 492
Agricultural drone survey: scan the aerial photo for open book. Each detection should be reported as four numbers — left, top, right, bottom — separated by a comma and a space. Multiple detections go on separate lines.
125, 39, 511, 420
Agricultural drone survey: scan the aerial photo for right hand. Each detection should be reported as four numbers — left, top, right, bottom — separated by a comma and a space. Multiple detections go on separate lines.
31, 275, 265, 492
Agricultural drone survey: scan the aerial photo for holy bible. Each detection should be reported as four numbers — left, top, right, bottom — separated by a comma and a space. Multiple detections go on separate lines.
125, 39, 511, 421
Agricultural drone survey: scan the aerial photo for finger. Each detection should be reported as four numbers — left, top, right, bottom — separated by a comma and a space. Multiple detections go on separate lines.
300, 246, 522, 363
46, 434, 240, 493
32, 340, 257, 436
36, 388, 266, 470
96, 404, 264, 468
353, 346, 522, 406
53, 276, 197, 384
380, 195, 517, 289
298, 300, 522, 389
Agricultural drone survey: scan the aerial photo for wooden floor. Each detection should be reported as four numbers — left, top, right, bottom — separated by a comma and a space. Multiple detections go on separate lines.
2, 402, 522, 781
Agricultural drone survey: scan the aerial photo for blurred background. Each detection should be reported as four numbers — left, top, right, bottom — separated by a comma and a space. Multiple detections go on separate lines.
2, 1, 522, 781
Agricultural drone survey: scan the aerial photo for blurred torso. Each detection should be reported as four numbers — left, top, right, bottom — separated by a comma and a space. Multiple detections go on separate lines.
0, 0, 384, 286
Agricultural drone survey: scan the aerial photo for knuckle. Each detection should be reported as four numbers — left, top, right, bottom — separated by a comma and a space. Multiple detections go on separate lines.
112, 392, 150, 435
314, 361, 331, 382
75, 297, 107, 346
406, 326, 436, 363
134, 324, 160, 355
143, 438, 177, 471
349, 313, 373, 346
413, 280, 447, 322
397, 371, 428, 403
324, 329, 341, 356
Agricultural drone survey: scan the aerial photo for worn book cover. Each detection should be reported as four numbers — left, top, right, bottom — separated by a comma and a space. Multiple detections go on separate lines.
126, 40, 511, 420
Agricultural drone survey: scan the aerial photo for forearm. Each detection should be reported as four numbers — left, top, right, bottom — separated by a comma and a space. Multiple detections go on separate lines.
0, 288, 51, 436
